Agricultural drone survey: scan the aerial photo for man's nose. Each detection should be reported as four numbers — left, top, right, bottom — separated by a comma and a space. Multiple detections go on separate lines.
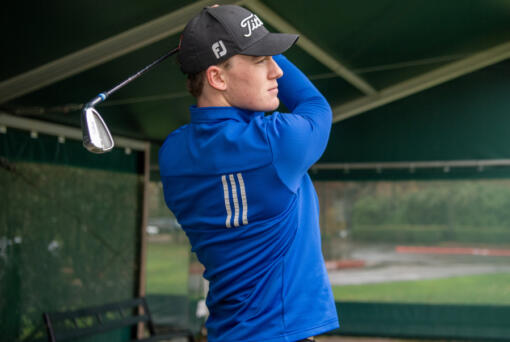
268, 57, 283, 79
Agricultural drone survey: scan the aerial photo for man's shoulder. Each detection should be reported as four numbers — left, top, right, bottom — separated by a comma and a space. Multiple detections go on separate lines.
166, 124, 190, 139
160, 124, 189, 149
159, 118, 274, 177
159, 124, 189, 163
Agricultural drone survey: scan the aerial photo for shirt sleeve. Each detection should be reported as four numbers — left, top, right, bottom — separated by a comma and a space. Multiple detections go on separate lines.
266, 54, 332, 192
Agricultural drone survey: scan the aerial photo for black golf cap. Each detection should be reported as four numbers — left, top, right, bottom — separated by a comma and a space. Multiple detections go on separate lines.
178, 5, 299, 74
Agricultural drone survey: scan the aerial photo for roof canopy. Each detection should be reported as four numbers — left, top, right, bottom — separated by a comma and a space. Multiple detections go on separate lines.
2, 0, 510, 178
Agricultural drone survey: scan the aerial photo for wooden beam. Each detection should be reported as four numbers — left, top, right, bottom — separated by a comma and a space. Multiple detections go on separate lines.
0, 112, 147, 151
0, 0, 243, 104
332, 40, 510, 123
137, 143, 151, 338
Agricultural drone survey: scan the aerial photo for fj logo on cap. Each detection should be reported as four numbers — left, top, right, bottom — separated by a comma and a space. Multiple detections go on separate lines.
212, 40, 227, 59
240, 14, 263, 37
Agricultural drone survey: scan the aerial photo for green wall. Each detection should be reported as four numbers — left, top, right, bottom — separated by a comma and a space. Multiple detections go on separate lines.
315, 61, 510, 180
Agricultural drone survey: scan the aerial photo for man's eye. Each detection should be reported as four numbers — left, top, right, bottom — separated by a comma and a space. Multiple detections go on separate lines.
256, 57, 266, 64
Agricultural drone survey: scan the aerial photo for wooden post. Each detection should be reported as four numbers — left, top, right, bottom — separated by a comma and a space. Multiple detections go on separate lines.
137, 143, 150, 338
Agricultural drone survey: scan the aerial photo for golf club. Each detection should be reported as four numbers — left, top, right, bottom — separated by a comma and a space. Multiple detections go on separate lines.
81, 47, 179, 153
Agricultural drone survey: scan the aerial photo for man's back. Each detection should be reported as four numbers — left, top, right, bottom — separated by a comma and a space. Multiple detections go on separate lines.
160, 55, 339, 341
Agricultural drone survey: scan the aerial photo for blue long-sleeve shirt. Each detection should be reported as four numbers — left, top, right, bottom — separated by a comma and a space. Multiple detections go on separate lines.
159, 54, 338, 342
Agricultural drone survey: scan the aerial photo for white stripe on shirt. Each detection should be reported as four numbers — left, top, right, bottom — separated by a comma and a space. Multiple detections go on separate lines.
221, 175, 232, 228
237, 173, 248, 225
229, 174, 240, 227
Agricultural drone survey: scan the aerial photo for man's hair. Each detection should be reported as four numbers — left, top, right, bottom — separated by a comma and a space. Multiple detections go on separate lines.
186, 71, 206, 98
185, 59, 231, 98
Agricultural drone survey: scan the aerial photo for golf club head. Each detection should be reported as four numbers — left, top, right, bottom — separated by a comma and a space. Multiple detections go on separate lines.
81, 106, 114, 153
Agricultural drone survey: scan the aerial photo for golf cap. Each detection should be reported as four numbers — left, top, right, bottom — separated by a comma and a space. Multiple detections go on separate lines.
178, 5, 299, 74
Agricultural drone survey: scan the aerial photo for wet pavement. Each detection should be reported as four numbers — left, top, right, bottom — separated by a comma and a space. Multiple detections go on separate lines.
328, 244, 510, 286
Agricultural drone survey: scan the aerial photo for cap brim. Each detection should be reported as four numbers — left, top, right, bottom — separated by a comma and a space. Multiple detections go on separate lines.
241, 32, 299, 56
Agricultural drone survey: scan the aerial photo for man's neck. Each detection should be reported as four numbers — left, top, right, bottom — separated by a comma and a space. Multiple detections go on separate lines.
197, 89, 231, 108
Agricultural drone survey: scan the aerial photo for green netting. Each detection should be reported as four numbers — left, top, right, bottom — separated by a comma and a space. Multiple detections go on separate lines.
316, 60, 510, 181
0, 160, 142, 341
145, 182, 198, 333
0, 127, 142, 174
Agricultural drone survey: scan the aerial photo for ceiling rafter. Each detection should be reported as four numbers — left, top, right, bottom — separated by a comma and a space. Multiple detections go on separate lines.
0, 0, 243, 105
333, 40, 510, 123
244, 0, 377, 96
0, 112, 148, 151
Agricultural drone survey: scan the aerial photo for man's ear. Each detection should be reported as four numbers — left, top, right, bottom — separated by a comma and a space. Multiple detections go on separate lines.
205, 65, 227, 91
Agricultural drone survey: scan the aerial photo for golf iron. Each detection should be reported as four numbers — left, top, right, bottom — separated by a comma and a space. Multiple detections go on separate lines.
81, 47, 179, 153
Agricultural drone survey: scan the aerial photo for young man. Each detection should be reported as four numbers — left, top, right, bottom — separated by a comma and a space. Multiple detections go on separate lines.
159, 5, 339, 342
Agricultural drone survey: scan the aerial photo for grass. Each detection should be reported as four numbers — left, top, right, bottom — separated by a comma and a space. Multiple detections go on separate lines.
146, 237, 510, 305
333, 272, 510, 305
146, 239, 190, 295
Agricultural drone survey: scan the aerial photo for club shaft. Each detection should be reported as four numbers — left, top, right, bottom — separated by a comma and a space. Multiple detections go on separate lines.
105, 47, 179, 98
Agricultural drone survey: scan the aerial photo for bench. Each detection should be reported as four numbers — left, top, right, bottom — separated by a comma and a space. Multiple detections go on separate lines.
43, 297, 194, 342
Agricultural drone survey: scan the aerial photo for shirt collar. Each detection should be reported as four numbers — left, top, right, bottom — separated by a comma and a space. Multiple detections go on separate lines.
190, 106, 264, 124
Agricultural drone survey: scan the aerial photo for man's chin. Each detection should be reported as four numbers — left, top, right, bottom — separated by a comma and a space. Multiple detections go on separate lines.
266, 99, 280, 112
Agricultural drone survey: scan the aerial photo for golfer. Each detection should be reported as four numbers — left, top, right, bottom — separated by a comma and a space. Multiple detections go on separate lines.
159, 5, 339, 341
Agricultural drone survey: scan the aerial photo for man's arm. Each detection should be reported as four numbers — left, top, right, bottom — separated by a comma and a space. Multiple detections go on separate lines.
266, 54, 332, 192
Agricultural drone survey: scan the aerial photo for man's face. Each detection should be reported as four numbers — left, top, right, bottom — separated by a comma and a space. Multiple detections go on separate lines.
221, 55, 283, 112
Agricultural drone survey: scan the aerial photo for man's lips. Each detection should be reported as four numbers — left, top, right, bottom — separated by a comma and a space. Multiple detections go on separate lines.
268, 86, 279, 94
